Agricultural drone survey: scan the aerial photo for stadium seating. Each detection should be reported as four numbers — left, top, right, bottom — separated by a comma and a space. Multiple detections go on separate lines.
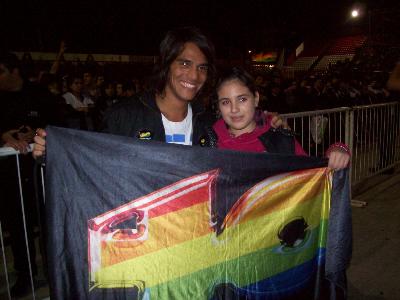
290, 35, 367, 72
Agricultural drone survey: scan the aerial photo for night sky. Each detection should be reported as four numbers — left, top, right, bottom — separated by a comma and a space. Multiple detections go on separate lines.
1, 0, 399, 57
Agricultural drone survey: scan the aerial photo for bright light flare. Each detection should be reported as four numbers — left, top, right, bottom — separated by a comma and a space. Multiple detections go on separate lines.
351, 9, 359, 18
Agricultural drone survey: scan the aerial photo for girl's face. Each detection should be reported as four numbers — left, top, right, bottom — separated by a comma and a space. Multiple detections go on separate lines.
217, 79, 259, 137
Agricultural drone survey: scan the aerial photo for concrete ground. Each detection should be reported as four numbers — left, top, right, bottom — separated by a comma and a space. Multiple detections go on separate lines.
348, 168, 400, 300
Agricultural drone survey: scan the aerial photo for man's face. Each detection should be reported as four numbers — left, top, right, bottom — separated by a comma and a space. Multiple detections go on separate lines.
105, 84, 115, 97
0, 63, 23, 92
83, 72, 93, 85
96, 76, 105, 86
164, 42, 208, 103
116, 83, 124, 96
70, 78, 83, 94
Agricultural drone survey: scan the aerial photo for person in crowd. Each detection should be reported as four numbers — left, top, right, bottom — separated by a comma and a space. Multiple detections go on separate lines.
387, 61, 400, 91
62, 74, 94, 130
210, 67, 350, 170
33, 27, 284, 156
96, 81, 117, 109
0, 51, 40, 297
114, 80, 126, 102
36, 73, 71, 128
95, 74, 105, 92
63, 74, 94, 111
123, 81, 137, 100
82, 69, 98, 100
84, 54, 98, 72
92, 81, 118, 130
132, 77, 143, 94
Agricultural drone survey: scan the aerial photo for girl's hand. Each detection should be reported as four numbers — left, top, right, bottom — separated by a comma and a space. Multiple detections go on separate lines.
326, 143, 351, 170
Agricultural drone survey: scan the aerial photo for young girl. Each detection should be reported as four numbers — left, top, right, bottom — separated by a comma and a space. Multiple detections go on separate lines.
211, 67, 350, 170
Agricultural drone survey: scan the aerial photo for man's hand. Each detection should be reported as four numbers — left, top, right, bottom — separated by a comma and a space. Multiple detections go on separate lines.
267, 112, 290, 129
1, 129, 30, 153
33, 128, 47, 159
16, 126, 35, 143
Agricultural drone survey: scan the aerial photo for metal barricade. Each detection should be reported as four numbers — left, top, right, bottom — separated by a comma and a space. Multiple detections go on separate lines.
0, 146, 48, 300
350, 102, 400, 185
283, 102, 400, 189
282, 107, 351, 156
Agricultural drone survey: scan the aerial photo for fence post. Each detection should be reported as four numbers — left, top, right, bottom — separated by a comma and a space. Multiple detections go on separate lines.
0, 221, 12, 300
348, 109, 354, 190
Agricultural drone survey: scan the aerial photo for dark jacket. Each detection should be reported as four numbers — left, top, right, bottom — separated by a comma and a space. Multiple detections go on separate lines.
0, 81, 66, 134
206, 124, 298, 155
103, 91, 215, 146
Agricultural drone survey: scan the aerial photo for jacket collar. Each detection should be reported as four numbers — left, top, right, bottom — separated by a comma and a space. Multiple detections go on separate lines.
139, 90, 206, 116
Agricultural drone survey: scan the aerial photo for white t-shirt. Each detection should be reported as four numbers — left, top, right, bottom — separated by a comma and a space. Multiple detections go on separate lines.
161, 105, 193, 146
63, 92, 94, 109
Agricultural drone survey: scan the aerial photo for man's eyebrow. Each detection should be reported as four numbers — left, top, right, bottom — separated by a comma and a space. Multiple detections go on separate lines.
175, 58, 208, 66
175, 58, 191, 63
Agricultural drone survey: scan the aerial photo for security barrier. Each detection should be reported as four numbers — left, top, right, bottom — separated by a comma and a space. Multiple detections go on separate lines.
350, 102, 400, 184
0, 146, 46, 300
283, 101, 400, 187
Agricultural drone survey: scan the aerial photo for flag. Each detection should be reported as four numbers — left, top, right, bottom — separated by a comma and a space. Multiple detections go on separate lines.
251, 52, 277, 63
45, 126, 351, 299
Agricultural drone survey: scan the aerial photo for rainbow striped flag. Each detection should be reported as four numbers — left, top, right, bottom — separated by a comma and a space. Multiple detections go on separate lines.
252, 52, 277, 63
45, 127, 351, 299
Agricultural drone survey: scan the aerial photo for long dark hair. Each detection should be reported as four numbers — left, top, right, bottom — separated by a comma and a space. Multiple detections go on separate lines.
152, 27, 216, 100
215, 67, 258, 96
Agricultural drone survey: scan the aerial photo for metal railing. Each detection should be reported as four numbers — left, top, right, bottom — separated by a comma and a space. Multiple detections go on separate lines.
0, 146, 46, 300
283, 101, 400, 186
350, 102, 400, 184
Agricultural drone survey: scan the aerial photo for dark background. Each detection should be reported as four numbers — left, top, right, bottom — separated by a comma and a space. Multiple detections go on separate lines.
1, 0, 399, 57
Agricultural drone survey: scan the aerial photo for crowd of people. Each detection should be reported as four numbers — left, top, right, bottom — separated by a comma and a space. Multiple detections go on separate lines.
1, 40, 399, 140
254, 46, 400, 113
0, 25, 397, 298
